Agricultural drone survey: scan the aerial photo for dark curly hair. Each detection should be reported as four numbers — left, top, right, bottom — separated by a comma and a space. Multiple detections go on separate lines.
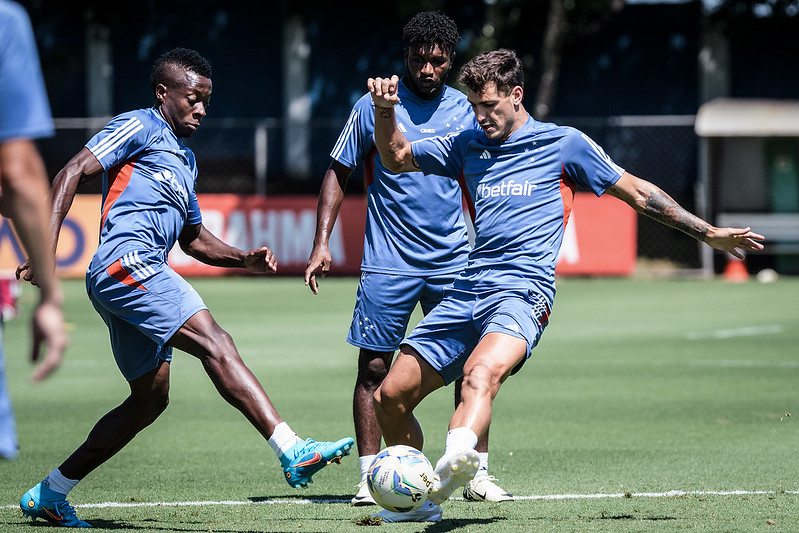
458, 49, 524, 95
150, 48, 212, 103
402, 11, 460, 53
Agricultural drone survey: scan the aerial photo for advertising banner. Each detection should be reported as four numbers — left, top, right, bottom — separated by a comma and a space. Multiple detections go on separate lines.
555, 193, 638, 276
0, 193, 634, 278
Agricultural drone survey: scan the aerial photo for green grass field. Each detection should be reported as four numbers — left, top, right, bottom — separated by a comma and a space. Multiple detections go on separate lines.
0, 276, 797, 532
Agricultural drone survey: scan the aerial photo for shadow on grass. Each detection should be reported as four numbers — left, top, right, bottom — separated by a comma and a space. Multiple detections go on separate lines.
597, 513, 677, 521
424, 517, 505, 530
63, 518, 262, 532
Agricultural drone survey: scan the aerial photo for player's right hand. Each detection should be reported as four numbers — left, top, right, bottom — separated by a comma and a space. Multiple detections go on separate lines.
15, 258, 37, 286
30, 298, 68, 383
368, 75, 400, 109
304, 245, 332, 295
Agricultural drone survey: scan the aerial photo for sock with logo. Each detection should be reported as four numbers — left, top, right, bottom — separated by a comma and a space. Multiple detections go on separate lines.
476, 452, 489, 476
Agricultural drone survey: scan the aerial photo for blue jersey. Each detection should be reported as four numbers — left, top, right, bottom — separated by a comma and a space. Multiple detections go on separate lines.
86, 108, 202, 276
331, 80, 475, 276
412, 116, 624, 307
0, 0, 53, 142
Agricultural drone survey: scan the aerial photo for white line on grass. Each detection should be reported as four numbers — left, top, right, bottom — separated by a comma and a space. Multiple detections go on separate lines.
685, 324, 783, 340
688, 360, 799, 368
3, 489, 797, 510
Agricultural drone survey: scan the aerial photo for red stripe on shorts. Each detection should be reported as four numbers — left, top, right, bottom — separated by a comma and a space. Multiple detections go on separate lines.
106, 259, 147, 290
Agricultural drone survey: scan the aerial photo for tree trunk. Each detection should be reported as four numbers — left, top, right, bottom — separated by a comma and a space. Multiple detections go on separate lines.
534, 0, 567, 121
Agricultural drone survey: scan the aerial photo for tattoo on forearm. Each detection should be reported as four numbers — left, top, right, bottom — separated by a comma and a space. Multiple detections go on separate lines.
378, 109, 392, 120
644, 189, 709, 241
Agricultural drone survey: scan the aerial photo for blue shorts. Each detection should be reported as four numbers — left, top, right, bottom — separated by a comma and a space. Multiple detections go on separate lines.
346, 272, 457, 352
86, 251, 207, 381
402, 288, 550, 385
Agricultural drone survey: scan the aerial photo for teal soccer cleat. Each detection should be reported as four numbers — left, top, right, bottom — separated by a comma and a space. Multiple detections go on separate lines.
20, 482, 91, 528
282, 437, 354, 488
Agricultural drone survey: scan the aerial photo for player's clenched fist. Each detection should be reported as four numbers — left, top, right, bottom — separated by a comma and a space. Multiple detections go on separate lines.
368, 75, 400, 109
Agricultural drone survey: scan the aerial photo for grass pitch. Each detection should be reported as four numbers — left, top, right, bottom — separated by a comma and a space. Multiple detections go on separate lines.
0, 275, 797, 532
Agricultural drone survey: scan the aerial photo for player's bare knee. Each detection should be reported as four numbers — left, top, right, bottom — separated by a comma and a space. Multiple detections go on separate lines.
462, 361, 502, 398
145, 383, 170, 416
357, 349, 392, 387
202, 330, 242, 366
152, 389, 169, 414
373, 382, 409, 420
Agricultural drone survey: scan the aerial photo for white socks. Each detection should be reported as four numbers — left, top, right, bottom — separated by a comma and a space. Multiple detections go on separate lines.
476, 452, 489, 476
43, 468, 79, 496
444, 427, 478, 455
435, 427, 478, 473
359, 454, 376, 482
267, 422, 302, 460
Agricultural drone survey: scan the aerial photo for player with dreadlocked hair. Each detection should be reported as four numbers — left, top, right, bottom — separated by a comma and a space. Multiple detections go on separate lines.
305, 11, 513, 523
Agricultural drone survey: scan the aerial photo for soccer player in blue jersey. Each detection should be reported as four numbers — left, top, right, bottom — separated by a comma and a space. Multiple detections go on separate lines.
16, 48, 353, 528
366, 49, 765, 521
0, 0, 68, 460
304, 12, 510, 514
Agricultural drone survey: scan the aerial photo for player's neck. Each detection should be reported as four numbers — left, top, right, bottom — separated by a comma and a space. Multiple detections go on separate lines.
155, 106, 173, 132
498, 110, 531, 142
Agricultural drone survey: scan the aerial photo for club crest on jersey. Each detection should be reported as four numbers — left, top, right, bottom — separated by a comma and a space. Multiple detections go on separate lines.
152, 169, 189, 203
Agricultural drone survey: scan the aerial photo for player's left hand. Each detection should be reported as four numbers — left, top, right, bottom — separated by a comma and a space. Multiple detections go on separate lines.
244, 246, 278, 274
705, 227, 765, 259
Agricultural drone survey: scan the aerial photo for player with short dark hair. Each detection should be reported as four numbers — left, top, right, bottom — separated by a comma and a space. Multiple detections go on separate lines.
17, 47, 353, 528
305, 12, 510, 522
150, 47, 212, 94
366, 48, 765, 521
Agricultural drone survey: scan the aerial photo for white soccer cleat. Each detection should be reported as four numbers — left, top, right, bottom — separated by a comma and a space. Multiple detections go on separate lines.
370, 500, 442, 523
429, 448, 480, 505
351, 480, 376, 506
463, 474, 514, 502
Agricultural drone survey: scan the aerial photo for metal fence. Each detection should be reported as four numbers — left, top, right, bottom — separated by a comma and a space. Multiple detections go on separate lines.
40, 115, 701, 271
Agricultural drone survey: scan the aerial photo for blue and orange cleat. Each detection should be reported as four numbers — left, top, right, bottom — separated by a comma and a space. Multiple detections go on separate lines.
282, 437, 354, 488
20, 482, 91, 527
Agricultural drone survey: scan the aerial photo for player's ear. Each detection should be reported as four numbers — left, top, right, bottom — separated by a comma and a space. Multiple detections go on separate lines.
511, 85, 524, 106
155, 83, 168, 105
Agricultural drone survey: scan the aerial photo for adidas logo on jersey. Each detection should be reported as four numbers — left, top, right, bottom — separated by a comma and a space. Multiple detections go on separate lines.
479, 149, 491, 160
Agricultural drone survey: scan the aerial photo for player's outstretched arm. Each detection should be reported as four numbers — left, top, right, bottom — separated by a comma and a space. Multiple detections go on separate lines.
606, 171, 765, 258
305, 160, 352, 295
368, 75, 418, 174
178, 223, 278, 274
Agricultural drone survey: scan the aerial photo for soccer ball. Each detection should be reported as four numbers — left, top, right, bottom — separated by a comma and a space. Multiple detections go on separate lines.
367, 445, 435, 513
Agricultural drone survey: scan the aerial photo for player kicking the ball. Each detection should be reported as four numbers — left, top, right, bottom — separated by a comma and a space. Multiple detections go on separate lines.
305, 11, 511, 513
16, 48, 353, 528
366, 49, 764, 522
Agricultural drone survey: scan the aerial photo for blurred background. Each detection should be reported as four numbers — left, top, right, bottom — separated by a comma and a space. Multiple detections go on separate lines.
16, 0, 799, 275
